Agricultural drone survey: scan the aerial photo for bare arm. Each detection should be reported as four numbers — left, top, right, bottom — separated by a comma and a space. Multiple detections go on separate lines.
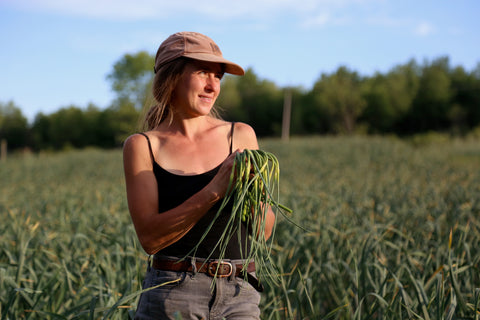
232, 123, 276, 241
123, 133, 236, 254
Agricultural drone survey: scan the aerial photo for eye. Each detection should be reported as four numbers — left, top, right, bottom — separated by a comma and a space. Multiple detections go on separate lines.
215, 72, 224, 80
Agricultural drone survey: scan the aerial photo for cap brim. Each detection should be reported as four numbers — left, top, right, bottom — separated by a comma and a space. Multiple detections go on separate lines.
183, 53, 245, 76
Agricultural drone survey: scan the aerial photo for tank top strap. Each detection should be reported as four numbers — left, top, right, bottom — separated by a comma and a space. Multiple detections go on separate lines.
229, 122, 235, 155
138, 132, 155, 163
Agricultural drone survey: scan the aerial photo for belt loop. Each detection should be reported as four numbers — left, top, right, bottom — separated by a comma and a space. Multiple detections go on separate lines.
229, 262, 237, 282
190, 256, 197, 275
147, 255, 152, 272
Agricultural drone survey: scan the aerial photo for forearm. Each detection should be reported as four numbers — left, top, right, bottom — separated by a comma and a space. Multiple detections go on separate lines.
132, 186, 221, 255
264, 208, 275, 240
250, 202, 276, 241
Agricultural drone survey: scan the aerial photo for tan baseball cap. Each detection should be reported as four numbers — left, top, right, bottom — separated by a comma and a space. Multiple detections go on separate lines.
154, 31, 245, 76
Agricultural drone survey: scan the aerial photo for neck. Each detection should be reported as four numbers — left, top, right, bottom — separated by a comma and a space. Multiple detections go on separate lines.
162, 115, 214, 140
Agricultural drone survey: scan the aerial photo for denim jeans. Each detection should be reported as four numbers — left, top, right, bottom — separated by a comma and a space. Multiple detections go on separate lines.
134, 259, 261, 319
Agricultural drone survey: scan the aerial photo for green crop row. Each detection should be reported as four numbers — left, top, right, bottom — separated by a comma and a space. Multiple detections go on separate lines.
1, 136, 479, 319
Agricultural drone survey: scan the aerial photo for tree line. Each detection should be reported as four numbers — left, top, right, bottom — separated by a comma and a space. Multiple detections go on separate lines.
1, 52, 479, 152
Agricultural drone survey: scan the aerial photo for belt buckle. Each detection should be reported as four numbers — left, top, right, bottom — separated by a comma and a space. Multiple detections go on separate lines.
208, 261, 232, 278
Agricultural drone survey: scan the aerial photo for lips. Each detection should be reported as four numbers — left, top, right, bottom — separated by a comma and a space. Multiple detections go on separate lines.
199, 95, 214, 103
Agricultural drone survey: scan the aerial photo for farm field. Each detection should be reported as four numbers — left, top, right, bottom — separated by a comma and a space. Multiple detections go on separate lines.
1, 135, 479, 319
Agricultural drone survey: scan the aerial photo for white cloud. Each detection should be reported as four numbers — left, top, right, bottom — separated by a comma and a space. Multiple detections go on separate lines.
68, 30, 162, 55
5, 0, 433, 37
301, 12, 352, 28
301, 12, 332, 28
365, 15, 406, 28
4, 0, 378, 21
5, 0, 171, 20
414, 21, 435, 37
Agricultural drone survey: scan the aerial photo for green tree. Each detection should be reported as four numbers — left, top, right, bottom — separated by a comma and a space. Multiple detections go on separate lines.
362, 60, 420, 133
31, 112, 52, 150
82, 103, 104, 146
449, 64, 480, 132
361, 73, 394, 133
48, 106, 88, 149
468, 63, 480, 128
0, 101, 29, 150
29, 103, 131, 150
235, 68, 284, 136
219, 68, 283, 136
106, 51, 155, 110
217, 75, 245, 120
292, 87, 331, 135
103, 103, 140, 145
312, 66, 366, 134
286, 86, 312, 135
406, 57, 452, 132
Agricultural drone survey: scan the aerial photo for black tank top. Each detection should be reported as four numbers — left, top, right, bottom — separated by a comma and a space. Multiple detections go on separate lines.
139, 123, 249, 259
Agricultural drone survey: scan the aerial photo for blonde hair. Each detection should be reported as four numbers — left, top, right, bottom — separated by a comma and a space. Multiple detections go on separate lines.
141, 57, 223, 131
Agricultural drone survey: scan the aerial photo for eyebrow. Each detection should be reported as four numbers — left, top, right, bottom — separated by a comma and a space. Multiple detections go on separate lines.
195, 62, 224, 74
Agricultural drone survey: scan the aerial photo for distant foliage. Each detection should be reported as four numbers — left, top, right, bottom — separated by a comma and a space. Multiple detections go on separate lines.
1, 55, 480, 151
0, 101, 29, 150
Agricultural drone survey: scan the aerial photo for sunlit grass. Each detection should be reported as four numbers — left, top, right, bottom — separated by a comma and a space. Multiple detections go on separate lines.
1, 136, 479, 319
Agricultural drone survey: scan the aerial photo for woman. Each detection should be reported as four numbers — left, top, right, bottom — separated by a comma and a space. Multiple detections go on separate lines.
123, 31, 275, 319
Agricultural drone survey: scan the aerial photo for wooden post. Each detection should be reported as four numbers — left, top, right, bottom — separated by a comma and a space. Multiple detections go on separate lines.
281, 88, 292, 141
1, 139, 6, 162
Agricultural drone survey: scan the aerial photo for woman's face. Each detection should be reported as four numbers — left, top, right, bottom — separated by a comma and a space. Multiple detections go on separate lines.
171, 60, 224, 118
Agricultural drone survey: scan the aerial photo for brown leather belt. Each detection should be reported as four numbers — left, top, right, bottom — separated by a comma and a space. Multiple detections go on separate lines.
152, 259, 255, 278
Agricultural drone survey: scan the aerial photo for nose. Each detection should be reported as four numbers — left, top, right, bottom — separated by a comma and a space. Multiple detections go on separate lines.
205, 73, 220, 92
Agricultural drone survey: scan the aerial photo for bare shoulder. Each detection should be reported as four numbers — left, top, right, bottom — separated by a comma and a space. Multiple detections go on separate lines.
122, 133, 152, 167
123, 133, 148, 152
233, 122, 256, 137
233, 122, 259, 150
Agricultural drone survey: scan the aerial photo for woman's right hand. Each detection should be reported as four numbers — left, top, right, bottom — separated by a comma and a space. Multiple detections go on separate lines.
207, 149, 242, 200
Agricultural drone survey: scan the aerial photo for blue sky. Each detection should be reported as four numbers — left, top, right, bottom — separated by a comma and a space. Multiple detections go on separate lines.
1, 0, 479, 122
